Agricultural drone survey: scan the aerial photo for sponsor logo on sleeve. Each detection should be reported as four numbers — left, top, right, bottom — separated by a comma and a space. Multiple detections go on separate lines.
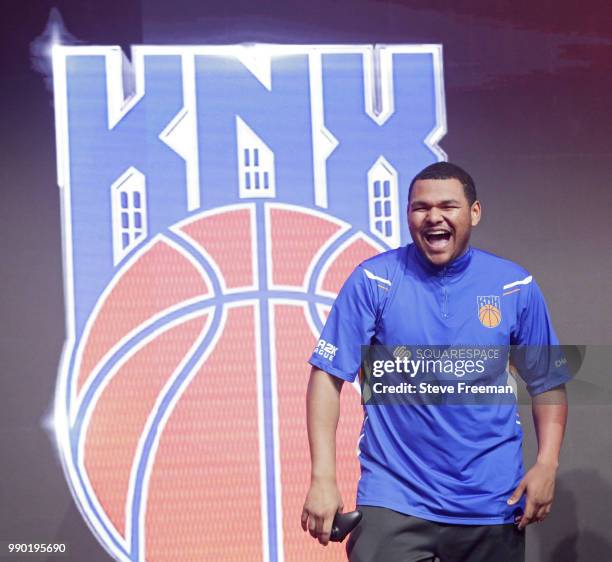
314, 338, 338, 361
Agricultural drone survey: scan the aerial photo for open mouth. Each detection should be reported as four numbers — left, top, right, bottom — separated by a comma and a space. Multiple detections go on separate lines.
423, 230, 452, 250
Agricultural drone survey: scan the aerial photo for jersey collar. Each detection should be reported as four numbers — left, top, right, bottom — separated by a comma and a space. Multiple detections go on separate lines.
410, 243, 473, 277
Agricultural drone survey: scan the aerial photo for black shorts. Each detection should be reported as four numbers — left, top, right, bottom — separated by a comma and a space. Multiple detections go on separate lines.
346, 505, 525, 562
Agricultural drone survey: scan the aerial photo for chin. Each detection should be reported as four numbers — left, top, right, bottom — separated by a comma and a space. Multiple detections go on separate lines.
429, 254, 451, 265
424, 247, 455, 265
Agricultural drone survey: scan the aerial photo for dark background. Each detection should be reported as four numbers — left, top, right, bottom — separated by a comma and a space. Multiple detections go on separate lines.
1, 0, 611, 560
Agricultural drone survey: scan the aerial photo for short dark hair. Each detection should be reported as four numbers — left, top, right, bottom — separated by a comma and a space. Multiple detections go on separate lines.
408, 162, 477, 206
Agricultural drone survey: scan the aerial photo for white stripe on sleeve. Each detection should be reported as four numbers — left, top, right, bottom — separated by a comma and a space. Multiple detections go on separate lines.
503, 275, 533, 290
363, 268, 392, 286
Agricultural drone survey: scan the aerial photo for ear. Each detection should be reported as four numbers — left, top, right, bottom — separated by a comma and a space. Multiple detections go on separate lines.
470, 200, 482, 227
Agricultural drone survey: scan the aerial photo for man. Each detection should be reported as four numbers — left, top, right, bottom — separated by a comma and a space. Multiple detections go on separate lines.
301, 162, 569, 562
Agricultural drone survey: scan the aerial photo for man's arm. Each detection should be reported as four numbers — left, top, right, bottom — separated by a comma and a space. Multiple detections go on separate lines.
508, 384, 568, 529
301, 366, 345, 546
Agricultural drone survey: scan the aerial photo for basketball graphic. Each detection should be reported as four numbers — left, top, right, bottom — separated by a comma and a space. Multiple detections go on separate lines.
53, 44, 445, 562
477, 296, 502, 328
61, 204, 384, 562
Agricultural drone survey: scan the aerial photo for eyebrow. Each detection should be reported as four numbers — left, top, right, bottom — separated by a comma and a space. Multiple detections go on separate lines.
410, 199, 462, 207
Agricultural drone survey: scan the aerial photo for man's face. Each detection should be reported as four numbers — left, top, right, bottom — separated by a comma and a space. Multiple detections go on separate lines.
408, 178, 481, 267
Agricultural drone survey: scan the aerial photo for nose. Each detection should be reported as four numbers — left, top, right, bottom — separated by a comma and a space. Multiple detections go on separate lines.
425, 207, 443, 224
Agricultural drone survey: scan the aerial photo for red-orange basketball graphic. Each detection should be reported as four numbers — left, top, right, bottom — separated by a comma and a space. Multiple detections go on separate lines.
64, 204, 383, 562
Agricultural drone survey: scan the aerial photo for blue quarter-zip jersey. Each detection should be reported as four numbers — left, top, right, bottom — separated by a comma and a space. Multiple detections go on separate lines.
308, 243, 570, 525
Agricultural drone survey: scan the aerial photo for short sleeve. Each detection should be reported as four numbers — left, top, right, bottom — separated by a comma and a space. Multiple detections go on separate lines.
307, 265, 378, 382
511, 277, 572, 395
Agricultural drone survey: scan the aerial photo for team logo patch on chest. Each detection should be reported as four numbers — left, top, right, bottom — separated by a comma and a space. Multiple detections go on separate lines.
477, 295, 502, 328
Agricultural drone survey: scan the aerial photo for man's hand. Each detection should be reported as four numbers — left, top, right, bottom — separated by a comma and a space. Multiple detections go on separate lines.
507, 461, 558, 530
508, 384, 567, 530
301, 478, 344, 546
303, 367, 344, 545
